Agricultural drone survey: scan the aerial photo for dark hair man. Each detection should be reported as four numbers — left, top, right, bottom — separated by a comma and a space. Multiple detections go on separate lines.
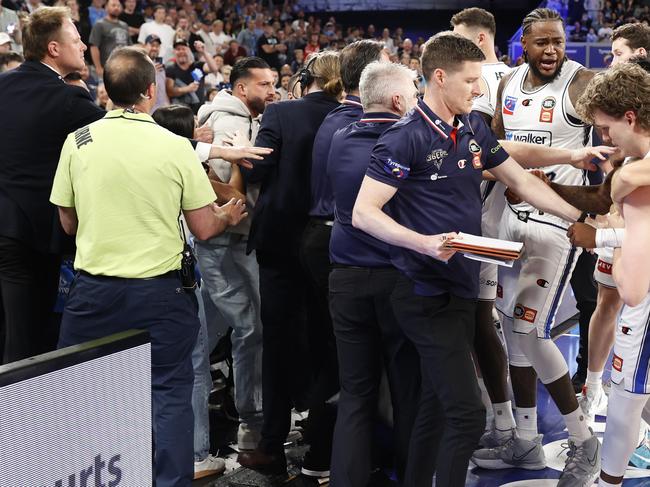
50, 46, 259, 487
472, 8, 601, 485
0, 6, 105, 365
192, 56, 275, 469
353, 32, 585, 487
611, 23, 650, 65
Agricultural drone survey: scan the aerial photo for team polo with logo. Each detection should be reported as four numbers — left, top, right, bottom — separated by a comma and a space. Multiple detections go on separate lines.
310, 95, 364, 218
327, 112, 400, 267
366, 99, 510, 298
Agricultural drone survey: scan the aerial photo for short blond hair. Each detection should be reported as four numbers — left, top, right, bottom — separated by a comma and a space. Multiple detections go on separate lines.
576, 63, 650, 131
22, 6, 70, 62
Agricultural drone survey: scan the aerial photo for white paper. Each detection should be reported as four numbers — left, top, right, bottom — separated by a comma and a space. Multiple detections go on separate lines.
449, 232, 524, 253
462, 252, 515, 267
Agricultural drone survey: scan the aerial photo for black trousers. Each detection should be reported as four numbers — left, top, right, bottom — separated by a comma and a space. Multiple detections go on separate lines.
0, 236, 61, 364
329, 266, 420, 487
256, 246, 315, 456
570, 250, 598, 377
390, 275, 485, 487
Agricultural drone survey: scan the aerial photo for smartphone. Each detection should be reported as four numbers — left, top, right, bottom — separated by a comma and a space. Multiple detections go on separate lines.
154, 56, 163, 65
7, 23, 15, 35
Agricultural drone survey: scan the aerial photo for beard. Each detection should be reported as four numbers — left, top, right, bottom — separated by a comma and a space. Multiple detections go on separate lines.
528, 56, 567, 84
249, 96, 268, 116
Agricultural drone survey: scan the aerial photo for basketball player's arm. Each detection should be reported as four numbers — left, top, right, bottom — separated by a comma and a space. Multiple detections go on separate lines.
352, 176, 457, 262
490, 72, 511, 139
490, 158, 581, 222
568, 68, 596, 110
547, 169, 615, 215
611, 159, 650, 203
499, 140, 613, 169
612, 186, 650, 307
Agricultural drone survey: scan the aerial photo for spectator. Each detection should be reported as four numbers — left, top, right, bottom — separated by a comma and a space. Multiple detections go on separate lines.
144, 34, 170, 111
217, 64, 232, 91
237, 19, 258, 55
0, 31, 10, 53
66, 0, 91, 58
166, 38, 221, 113
89, 0, 130, 79
224, 38, 247, 66
79, 61, 98, 99
95, 81, 109, 108
587, 26, 598, 41
398, 37, 413, 57
0, 0, 22, 53
257, 21, 284, 70
137, 5, 175, 62
291, 47, 304, 72
598, 21, 614, 40
206, 86, 218, 101
87, 0, 105, 26
381, 27, 396, 53
278, 72, 290, 99
210, 19, 232, 54
0, 49, 21, 71
570, 21, 588, 41
304, 31, 320, 57
192, 21, 217, 57
196, 55, 275, 464
204, 53, 224, 88
118, 0, 143, 44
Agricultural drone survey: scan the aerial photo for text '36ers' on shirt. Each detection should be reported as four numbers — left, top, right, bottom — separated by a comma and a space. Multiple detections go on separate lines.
366, 98, 509, 298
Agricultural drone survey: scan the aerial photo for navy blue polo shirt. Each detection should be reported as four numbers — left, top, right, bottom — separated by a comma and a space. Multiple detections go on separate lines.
327, 112, 400, 267
310, 95, 364, 218
366, 99, 510, 298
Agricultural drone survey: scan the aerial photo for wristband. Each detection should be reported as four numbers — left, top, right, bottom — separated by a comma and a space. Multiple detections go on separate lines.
595, 227, 625, 248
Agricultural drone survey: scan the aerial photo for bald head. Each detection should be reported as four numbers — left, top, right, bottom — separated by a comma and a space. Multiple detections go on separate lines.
104, 47, 155, 106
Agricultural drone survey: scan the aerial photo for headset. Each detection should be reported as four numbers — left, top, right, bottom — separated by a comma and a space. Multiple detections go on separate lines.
297, 54, 319, 94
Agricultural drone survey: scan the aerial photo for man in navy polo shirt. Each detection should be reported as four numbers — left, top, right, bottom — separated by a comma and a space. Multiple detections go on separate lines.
297, 40, 388, 470
353, 32, 584, 487
327, 61, 420, 487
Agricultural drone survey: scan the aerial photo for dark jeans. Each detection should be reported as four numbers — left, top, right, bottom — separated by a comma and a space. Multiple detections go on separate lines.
58, 272, 199, 487
390, 275, 485, 487
329, 266, 420, 487
0, 236, 61, 364
570, 250, 598, 377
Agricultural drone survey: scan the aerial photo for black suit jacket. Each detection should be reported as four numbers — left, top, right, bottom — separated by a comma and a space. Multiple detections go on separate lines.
0, 61, 105, 253
245, 91, 340, 254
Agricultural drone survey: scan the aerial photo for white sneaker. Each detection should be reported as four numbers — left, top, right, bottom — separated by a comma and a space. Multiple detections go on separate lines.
557, 432, 600, 487
194, 455, 225, 480
578, 385, 607, 424
238, 423, 261, 451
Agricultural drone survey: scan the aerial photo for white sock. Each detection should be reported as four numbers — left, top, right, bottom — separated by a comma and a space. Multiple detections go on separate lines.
598, 479, 621, 486
586, 369, 603, 395
493, 401, 516, 433
564, 406, 592, 443
478, 377, 494, 429
515, 406, 538, 440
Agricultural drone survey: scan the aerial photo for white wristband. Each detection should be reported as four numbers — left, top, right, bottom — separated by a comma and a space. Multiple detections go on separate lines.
595, 227, 625, 248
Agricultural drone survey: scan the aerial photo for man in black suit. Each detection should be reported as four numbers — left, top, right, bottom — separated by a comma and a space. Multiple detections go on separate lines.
238, 51, 342, 477
0, 6, 104, 364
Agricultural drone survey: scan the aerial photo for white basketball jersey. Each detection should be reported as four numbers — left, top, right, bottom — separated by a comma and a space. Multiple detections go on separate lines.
476, 62, 511, 238
473, 62, 511, 117
501, 59, 589, 212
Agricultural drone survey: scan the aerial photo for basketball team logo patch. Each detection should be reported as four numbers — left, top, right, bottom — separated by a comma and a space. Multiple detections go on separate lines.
469, 139, 482, 169
503, 96, 517, 115
612, 354, 623, 372
514, 303, 537, 323
597, 259, 612, 275
539, 96, 556, 123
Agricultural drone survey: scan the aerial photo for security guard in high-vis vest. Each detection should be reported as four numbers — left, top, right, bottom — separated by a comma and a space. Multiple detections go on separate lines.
49, 47, 254, 487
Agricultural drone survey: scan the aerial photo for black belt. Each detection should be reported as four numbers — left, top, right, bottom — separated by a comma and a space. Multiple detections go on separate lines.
310, 217, 334, 227
77, 269, 180, 281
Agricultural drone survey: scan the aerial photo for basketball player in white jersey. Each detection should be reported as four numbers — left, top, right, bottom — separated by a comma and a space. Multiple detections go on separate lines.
575, 62, 650, 487
568, 24, 650, 426
472, 9, 601, 485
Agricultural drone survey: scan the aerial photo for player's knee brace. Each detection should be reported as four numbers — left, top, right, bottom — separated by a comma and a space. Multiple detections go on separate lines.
500, 314, 531, 367
515, 329, 568, 384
